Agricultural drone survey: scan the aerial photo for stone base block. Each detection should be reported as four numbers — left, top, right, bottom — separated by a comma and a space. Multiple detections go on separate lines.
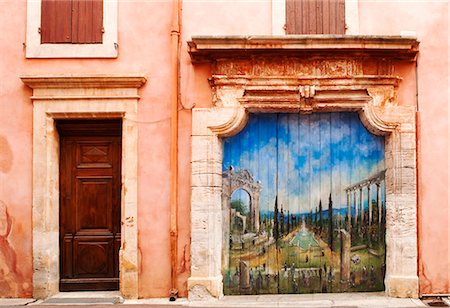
32, 280, 58, 300
188, 276, 223, 300
386, 275, 419, 298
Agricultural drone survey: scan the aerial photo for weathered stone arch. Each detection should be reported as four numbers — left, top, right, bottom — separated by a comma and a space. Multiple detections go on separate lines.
223, 168, 261, 233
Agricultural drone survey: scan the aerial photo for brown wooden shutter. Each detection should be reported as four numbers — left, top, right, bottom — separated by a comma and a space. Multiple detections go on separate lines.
41, 0, 72, 43
41, 0, 103, 44
286, 0, 345, 35
72, 0, 103, 43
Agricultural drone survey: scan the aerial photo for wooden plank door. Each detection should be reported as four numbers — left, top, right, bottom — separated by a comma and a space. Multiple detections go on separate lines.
223, 113, 386, 295
58, 120, 121, 291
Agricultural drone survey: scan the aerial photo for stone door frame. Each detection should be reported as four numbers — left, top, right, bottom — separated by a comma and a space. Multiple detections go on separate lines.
188, 36, 419, 300
21, 75, 146, 299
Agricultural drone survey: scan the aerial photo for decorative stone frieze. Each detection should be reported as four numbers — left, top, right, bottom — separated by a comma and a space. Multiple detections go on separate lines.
21, 75, 146, 299
188, 36, 419, 300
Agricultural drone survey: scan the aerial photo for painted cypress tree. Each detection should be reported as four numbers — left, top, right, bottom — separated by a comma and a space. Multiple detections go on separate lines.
287, 210, 290, 234
319, 199, 323, 234
315, 206, 318, 225
274, 196, 279, 241
328, 193, 334, 251
280, 206, 285, 236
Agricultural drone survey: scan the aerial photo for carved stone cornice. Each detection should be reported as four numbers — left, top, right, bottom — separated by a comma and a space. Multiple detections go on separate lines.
212, 57, 396, 77
20, 75, 147, 101
188, 35, 419, 63
209, 75, 400, 116
20, 75, 147, 89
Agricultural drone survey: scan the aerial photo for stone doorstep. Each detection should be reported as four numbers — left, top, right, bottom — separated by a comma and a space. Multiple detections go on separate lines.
191, 294, 426, 308
0, 299, 37, 306
41, 297, 121, 305
36, 291, 124, 305
123, 298, 189, 305
0, 294, 430, 307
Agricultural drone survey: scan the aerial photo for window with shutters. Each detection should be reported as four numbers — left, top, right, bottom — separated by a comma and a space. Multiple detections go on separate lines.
25, 0, 117, 58
41, 0, 104, 44
286, 0, 346, 34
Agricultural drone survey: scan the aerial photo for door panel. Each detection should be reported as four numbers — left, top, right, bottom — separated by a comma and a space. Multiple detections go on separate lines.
223, 113, 386, 295
58, 120, 121, 291
76, 177, 113, 231
73, 237, 114, 277
78, 143, 113, 167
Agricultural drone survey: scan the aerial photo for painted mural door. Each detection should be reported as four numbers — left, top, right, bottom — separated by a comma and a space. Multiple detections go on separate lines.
58, 120, 121, 291
223, 113, 386, 295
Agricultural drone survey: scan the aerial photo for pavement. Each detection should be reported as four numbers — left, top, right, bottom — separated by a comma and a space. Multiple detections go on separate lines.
0, 292, 448, 308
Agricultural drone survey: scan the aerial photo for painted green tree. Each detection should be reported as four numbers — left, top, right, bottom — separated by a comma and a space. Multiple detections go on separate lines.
274, 196, 279, 241
328, 193, 334, 251
231, 199, 248, 215
319, 199, 323, 234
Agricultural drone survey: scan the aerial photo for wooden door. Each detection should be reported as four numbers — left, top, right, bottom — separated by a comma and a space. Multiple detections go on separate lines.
223, 113, 386, 295
58, 120, 121, 291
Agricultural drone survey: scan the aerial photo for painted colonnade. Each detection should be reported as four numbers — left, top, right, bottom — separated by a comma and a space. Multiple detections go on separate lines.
345, 170, 386, 235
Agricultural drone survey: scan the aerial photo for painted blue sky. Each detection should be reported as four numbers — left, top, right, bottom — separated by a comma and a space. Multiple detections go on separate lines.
223, 113, 385, 215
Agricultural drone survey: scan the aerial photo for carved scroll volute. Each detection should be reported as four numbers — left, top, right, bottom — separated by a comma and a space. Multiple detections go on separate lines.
209, 107, 248, 138
359, 103, 399, 136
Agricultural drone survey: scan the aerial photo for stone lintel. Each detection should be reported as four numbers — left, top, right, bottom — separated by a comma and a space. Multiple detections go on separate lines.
188, 35, 419, 63
20, 75, 147, 89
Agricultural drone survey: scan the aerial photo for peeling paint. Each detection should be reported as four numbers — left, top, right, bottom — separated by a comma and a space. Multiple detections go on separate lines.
0, 201, 31, 297
178, 244, 189, 274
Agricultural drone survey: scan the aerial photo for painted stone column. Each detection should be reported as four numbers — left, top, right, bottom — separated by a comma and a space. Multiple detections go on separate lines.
368, 184, 372, 225
359, 187, 364, 228
239, 261, 250, 290
377, 183, 382, 226
340, 230, 351, 283
353, 190, 358, 230
253, 196, 260, 233
346, 190, 351, 233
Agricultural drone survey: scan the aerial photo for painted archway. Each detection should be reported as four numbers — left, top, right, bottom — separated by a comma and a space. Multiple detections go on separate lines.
223, 168, 262, 233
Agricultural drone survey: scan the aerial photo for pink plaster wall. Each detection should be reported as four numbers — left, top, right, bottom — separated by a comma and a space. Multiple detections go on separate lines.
0, 0, 447, 299
358, 1, 449, 295
0, 0, 271, 298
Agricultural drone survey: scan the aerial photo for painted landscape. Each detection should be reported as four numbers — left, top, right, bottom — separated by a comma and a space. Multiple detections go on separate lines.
222, 113, 386, 295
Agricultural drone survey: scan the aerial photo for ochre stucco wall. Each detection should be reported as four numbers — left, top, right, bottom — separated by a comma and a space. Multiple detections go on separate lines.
0, 0, 447, 298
